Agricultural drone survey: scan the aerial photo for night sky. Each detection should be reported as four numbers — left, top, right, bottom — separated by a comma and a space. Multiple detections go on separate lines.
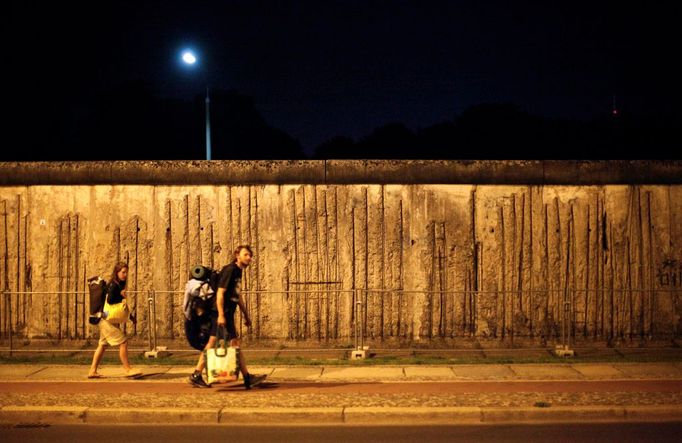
7, 1, 680, 160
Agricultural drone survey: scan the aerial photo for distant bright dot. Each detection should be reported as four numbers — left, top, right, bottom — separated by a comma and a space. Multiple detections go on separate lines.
612, 109, 619, 115
182, 51, 197, 65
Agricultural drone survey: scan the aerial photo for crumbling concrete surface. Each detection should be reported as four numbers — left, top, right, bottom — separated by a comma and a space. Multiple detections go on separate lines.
0, 161, 681, 346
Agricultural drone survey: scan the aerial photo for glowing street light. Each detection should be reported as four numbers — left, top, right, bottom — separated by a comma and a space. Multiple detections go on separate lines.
181, 50, 197, 65
181, 49, 211, 160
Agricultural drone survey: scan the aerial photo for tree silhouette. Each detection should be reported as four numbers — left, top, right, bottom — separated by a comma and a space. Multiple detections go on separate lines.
207, 90, 305, 159
4, 81, 306, 161
312, 102, 681, 160
4, 80, 679, 161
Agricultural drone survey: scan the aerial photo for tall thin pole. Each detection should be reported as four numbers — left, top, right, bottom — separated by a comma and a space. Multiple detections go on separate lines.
205, 87, 211, 160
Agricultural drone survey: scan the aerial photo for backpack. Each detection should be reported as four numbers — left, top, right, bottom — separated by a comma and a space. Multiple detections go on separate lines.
87, 276, 108, 325
191, 265, 219, 290
183, 265, 219, 351
184, 311, 214, 351
184, 278, 216, 317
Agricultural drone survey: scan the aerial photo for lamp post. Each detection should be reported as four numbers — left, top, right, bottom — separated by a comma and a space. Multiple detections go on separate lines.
181, 50, 211, 160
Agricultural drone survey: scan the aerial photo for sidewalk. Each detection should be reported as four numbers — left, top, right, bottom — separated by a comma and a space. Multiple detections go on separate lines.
1, 362, 682, 425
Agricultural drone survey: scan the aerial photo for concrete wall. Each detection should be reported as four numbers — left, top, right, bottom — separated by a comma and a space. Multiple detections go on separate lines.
1, 161, 681, 346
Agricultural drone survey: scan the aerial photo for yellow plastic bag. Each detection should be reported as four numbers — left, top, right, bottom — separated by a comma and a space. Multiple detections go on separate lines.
103, 299, 129, 324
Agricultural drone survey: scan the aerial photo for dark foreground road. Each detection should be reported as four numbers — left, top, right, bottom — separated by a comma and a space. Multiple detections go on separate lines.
2, 423, 682, 443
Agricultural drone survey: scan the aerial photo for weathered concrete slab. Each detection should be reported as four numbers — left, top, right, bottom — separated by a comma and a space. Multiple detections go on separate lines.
121, 365, 173, 376
164, 365, 196, 374
0, 160, 327, 185
509, 364, 582, 379
24, 365, 174, 381
571, 364, 624, 379
403, 367, 455, 379
320, 367, 404, 380
270, 367, 323, 380
613, 363, 682, 379
245, 366, 275, 376
449, 365, 516, 380
2, 160, 682, 347
0, 365, 47, 379
25, 365, 90, 380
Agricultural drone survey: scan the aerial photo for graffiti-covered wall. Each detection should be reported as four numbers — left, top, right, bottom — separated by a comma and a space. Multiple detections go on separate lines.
1, 161, 681, 346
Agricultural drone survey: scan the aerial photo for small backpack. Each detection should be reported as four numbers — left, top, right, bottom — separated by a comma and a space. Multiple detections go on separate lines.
87, 276, 108, 325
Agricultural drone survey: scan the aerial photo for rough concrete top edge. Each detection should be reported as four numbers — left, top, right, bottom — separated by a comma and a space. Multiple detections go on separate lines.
1, 160, 681, 185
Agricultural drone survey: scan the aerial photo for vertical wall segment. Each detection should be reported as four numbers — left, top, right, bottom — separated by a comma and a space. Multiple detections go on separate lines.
1, 177, 681, 345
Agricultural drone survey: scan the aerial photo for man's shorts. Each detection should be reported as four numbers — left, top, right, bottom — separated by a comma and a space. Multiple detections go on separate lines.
209, 310, 238, 340
98, 319, 127, 346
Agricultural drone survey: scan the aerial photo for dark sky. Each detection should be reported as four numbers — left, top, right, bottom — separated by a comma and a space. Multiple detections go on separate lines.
7, 0, 680, 158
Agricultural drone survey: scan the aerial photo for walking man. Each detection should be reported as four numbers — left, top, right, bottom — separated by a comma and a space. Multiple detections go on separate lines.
188, 245, 266, 389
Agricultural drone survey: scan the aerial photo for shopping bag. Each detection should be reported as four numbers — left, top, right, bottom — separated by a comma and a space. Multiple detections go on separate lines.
205, 327, 240, 385
102, 299, 130, 324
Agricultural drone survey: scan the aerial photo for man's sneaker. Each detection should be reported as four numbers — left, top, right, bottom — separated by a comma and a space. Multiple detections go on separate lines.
244, 373, 266, 390
188, 372, 210, 388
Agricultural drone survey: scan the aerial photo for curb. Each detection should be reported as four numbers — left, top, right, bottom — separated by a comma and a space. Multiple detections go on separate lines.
344, 407, 481, 424
226, 407, 343, 424
86, 407, 219, 424
0, 406, 87, 424
1, 405, 681, 425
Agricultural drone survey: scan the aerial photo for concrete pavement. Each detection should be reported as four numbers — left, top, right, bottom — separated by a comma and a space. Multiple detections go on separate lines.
1, 362, 681, 425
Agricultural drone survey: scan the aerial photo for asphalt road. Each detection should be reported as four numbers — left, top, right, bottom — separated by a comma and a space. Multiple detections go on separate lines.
2, 423, 682, 443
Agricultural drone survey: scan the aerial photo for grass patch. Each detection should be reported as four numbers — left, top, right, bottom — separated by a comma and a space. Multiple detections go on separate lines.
0, 353, 196, 366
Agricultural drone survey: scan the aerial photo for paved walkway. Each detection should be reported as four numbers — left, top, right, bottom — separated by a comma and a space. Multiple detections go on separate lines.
3, 361, 682, 381
1, 362, 681, 425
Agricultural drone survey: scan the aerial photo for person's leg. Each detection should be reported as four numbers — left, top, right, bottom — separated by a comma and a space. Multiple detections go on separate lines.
89, 343, 107, 376
231, 338, 250, 376
226, 315, 251, 377
195, 312, 218, 372
189, 313, 217, 387
119, 340, 131, 371
229, 335, 265, 389
189, 335, 215, 388
195, 335, 217, 372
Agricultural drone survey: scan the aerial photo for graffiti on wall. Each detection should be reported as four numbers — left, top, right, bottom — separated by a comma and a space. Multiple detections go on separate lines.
658, 258, 682, 287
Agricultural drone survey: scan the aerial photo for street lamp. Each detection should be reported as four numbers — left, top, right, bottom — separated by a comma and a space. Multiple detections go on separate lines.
181, 49, 211, 160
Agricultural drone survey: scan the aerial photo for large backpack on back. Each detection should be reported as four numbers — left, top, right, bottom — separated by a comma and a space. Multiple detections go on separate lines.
184, 265, 219, 351
191, 265, 219, 291
186, 265, 219, 315
87, 276, 108, 325
185, 311, 214, 351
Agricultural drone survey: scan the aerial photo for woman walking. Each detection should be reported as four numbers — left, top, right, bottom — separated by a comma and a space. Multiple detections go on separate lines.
88, 262, 142, 378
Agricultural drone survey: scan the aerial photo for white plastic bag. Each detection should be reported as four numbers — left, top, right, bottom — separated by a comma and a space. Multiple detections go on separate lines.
205, 332, 240, 385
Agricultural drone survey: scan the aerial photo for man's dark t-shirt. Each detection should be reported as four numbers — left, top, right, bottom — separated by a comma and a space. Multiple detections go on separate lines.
217, 263, 243, 313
